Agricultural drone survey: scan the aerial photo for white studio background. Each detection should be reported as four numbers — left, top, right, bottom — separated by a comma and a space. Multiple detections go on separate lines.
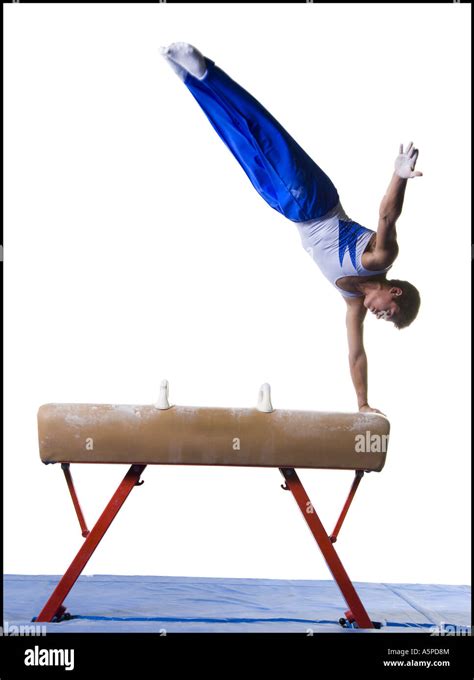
4, 3, 471, 586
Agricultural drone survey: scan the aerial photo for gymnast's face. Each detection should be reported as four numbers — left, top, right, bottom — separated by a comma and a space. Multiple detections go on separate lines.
364, 286, 402, 321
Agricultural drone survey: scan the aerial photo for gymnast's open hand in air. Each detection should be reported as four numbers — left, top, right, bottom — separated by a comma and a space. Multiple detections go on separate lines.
160, 43, 423, 415
395, 143, 423, 179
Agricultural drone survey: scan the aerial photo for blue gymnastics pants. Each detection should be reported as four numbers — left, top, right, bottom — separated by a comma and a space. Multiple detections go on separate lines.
183, 56, 340, 223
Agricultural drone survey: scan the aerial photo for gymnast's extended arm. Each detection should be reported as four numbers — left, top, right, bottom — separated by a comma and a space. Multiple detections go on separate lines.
363, 142, 423, 270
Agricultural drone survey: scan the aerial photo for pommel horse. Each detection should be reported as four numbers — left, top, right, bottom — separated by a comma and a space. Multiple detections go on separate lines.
35, 381, 390, 629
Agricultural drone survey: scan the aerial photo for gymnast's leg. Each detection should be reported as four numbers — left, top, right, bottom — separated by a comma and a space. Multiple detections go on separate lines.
160, 43, 340, 223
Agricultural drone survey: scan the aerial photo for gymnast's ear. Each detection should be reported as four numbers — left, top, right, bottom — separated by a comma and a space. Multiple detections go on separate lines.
389, 286, 403, 297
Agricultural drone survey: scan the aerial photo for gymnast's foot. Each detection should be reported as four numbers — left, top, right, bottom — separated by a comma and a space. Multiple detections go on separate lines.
159, 42, 208, 80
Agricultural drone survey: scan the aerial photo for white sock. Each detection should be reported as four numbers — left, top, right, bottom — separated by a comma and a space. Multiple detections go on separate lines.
160, 51, 187, 82
159, 42, 207, 80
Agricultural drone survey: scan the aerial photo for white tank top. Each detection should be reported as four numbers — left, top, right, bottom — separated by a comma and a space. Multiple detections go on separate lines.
295, 201, 391, 298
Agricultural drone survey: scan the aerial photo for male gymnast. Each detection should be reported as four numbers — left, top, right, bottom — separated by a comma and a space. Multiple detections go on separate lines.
160, 42, 422, 414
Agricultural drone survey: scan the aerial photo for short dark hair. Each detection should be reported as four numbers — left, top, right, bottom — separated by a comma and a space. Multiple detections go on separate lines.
387, 279, 421, 329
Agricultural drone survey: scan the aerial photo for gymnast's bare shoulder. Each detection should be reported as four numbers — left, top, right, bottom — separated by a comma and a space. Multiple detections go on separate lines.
344, 295, 367, 317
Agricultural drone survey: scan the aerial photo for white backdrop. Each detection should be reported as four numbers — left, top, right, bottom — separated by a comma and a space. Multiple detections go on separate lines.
4, 3, 471, 585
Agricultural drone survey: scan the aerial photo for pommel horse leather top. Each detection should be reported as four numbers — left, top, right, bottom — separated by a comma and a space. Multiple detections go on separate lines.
35, 382, 390, 629
38, 382, 389, 472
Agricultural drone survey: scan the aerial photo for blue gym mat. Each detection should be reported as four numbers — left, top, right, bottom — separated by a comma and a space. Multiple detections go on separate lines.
3, 575, 471, 633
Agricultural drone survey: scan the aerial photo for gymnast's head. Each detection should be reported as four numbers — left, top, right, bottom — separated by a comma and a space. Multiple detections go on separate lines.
363, 278, 421, 328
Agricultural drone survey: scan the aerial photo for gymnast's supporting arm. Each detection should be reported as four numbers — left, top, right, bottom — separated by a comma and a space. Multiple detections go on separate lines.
345, 301, 383, 414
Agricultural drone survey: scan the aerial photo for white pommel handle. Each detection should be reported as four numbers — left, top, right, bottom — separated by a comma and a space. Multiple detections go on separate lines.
256, 383, 274, 413
155, 379, 171, 410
